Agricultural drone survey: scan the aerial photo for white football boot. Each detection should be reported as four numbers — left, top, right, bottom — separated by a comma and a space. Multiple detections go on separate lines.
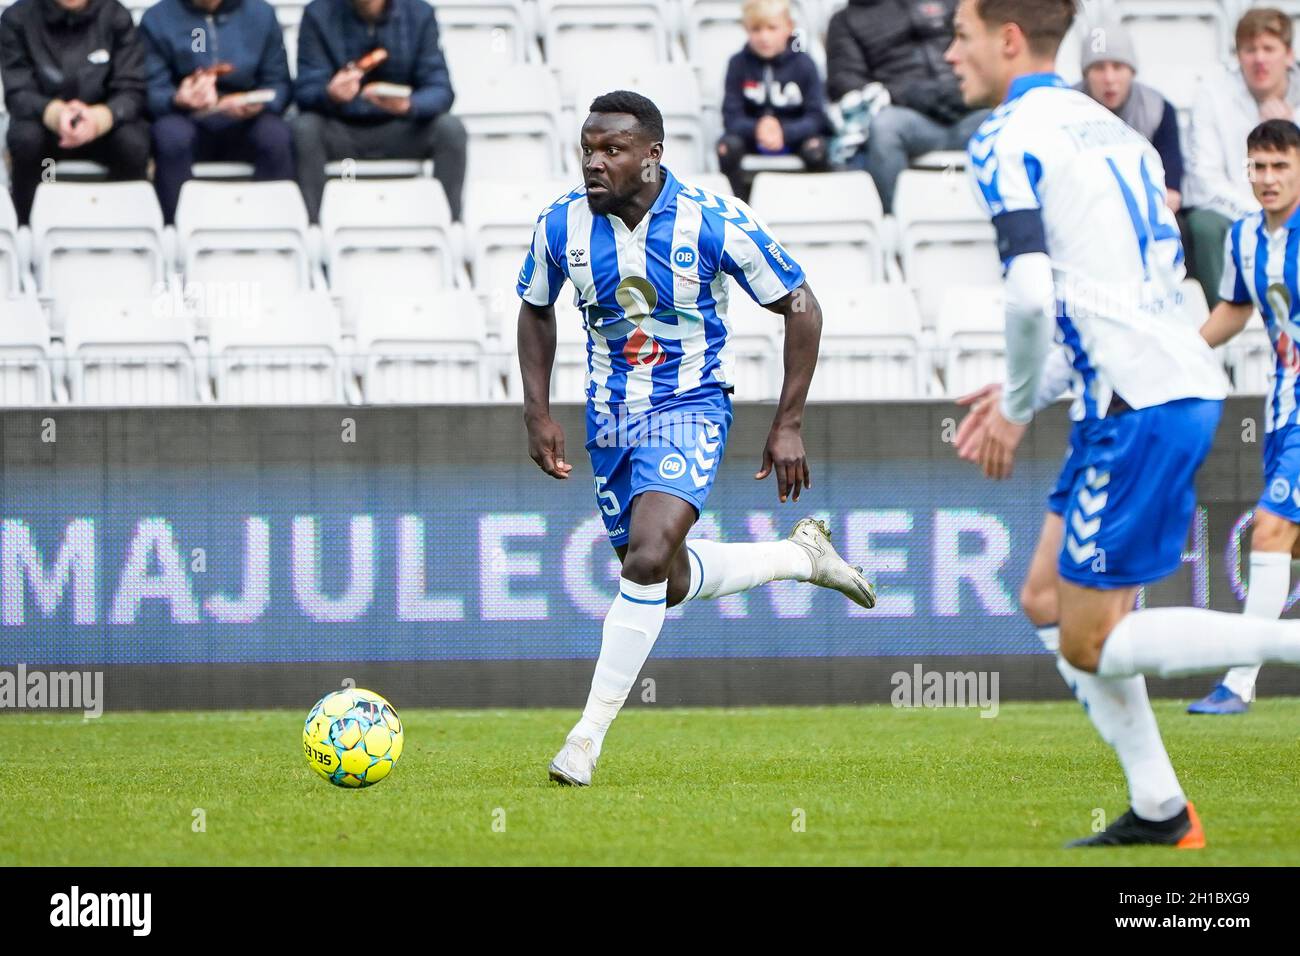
548, 736, 597, 787
788, 517, 877, 609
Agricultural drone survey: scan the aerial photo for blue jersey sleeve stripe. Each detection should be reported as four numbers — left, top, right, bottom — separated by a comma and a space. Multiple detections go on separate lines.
1231, 218, 1251, 304
721, 249, 761, 303
1023, 151, 1043, 204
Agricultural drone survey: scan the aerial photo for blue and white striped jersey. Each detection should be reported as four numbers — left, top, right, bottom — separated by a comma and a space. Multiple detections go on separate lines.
1221, 208, 1300, 432
516, 167, 805, 418
966, 72, 1227, 421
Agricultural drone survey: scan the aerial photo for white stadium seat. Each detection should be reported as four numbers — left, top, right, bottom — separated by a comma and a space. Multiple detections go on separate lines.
121, 0, 152, 23
570, 64, 710, 172
720, 290, 784, 401
1053, 12, 1086, 84
551, 294, 594, 403
463, 177, 575, 331
0, 187, 27, 298
433, 0, 534, 88
1120, 1, 1229, 132
810, 284, 927, 400
681, 172, 734, 198
893, 169, 1001, 326
174, 181, 315, 295
271, 0, 308, 78
1224, 318, 1273, 396
61, 298, 198, 406
540, 0, 671, 75
505, 293, 591, 404
934, 284, 1006, 397
206, 291, 343, 404
29, 182, 167, 302
0, 297, 53, 407
1119, 1, 1232, 64
452, 64, 566, 177
748, 171, 887, 285
356, 291, 491, 403
319, 178, 459, 318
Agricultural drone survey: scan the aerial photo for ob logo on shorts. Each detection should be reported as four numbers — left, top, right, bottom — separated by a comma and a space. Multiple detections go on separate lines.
1271, 477, 1290, 503
658, 453, 687, 481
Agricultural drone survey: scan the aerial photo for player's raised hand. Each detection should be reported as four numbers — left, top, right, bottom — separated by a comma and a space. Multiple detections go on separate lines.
526, 414, 572, 480
756, 423, 810, 503
954, 382, 1001, 462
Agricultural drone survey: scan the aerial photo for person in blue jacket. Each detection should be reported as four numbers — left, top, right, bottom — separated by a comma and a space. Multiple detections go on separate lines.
717, 0, 829, 200
292, 0, 466, 221
141, 0, 294, 223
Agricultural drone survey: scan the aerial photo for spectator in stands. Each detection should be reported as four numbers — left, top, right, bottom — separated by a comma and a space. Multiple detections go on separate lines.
141, 0, 294, 224
1076, 16, 1182, 212
826, 0, 983, 212
1185, 7, 1300, 305
292, 0, 466, 222
716, 0, 828, 201
0, 0, 148, 224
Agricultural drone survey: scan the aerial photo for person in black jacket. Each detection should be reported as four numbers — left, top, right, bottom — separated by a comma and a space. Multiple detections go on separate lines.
0, 0, 148, 223
141, 0, 295, 224
826, 0, 985, 211
717, 0, 829, 200
292, 0, 467, 221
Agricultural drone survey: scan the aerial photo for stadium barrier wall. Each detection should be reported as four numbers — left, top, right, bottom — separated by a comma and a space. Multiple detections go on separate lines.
0, 398, 1295, 711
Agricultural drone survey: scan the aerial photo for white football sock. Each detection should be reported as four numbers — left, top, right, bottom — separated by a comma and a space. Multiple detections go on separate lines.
570, 577, 667, 759
681, 538, 813, 602
1044, 621, 1185, 822
1222, 550, 1290, 701
1035, 625, 1060, 653
1098, 607, 1300, 679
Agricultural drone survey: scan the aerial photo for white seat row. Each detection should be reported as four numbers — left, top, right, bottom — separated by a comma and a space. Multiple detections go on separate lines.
0, 288, 497, 405
0, 279, 1270, 405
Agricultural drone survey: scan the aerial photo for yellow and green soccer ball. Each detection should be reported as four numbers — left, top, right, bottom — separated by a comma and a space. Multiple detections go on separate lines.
303, 688, 404, 788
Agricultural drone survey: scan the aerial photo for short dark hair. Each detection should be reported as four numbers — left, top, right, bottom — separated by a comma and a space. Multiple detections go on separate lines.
1248, 118, 1300, 154
587, 90, 665, 142
975, 0, 1076, 58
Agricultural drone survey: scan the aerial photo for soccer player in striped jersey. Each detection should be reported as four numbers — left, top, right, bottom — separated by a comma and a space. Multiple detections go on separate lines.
945, 0, 1300, 847
1191, 119, 1300, 715
516, 91, 877, 787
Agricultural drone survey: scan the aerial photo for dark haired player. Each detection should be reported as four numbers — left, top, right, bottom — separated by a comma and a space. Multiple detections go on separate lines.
946, 0, 1300, 846
516, 90, 876, 787
1190, 119, 1300, 714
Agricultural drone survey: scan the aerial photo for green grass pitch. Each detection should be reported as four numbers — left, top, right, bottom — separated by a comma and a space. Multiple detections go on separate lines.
3, 700, 1298, 866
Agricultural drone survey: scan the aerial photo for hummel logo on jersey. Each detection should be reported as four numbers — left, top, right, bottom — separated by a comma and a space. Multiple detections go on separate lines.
569, 248, 588, 268
765, 241, 794, 272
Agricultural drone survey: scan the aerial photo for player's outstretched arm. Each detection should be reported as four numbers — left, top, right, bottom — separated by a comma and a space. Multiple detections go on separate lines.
517, 300, 572, 480
1199, 301, 1255, 349
756, 280, 822, 503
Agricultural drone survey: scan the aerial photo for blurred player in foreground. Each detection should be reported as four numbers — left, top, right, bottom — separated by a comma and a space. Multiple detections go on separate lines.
1189, 119, 1300, 714
947, 0, 1300, 847
516, 91, 876, 787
